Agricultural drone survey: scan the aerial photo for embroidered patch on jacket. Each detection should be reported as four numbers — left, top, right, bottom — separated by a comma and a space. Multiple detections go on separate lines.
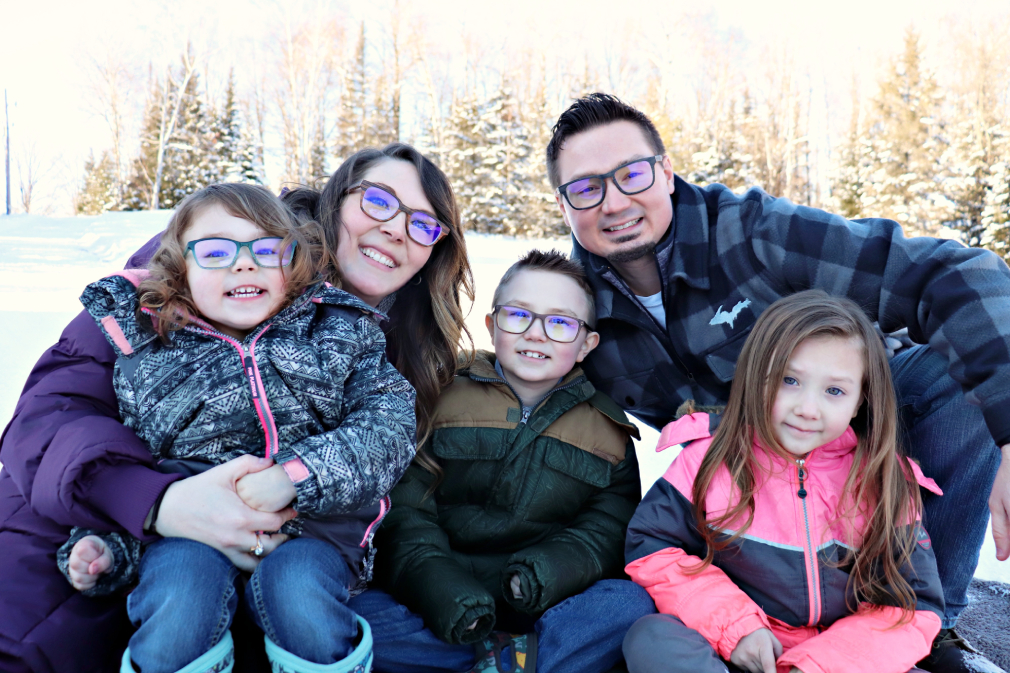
917, 526, 932, 550
709, 298, 752, 328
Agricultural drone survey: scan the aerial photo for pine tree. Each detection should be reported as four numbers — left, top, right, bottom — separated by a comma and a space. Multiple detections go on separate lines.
120, 77, 164, 210
334, 23, 368, 163
518, 87, 566, 237
77, 150, 120, 215
168, 68, 219, 205
858, 29, 947, 234
444, 94, 483, 232
830, 86, 870, 219
979, 130, 1010, 257
309, 113, 328, 187
216, 70, 262, 184
121, 57, 218, 210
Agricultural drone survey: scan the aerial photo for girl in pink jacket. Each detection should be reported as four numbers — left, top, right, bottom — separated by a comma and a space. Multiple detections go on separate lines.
623, 290, 944, 673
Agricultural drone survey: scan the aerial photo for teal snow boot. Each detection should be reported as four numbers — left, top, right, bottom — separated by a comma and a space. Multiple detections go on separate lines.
120, 631, 234, 673
264, 615, 373, 673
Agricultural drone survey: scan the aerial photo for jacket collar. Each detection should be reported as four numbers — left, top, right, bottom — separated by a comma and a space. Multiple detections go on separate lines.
464, 350, 587, 390
572, 174, 712, 321
173, 281, 382, 344
755, 425, 859, 468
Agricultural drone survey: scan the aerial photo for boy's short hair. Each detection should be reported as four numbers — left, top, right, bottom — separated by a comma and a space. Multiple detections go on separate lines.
492, 249, 596, 324
546, 92, 666, 189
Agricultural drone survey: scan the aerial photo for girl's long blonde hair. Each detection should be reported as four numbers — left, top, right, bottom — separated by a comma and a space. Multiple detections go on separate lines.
691, 290, 923, 621
138, 183, 326, 338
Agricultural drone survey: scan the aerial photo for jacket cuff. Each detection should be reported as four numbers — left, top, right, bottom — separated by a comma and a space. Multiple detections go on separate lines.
87, 464, 181, 537
717, 612, 771, 661
274, 448, 322, 514
87, 465, 181, 540
776, 651, 828, 673
983, 403, 1010, 448
501, 563, 540, 613
450, 604, 496, 645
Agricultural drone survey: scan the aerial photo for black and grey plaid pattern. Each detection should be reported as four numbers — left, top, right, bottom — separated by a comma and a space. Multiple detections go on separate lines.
575, 175, 1010, 444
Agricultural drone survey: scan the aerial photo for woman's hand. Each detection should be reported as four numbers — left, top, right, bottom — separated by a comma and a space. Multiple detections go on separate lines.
67, 535, 113, 591
153, 455, 295, 571
236, 464, 297, 513
729, 628, 782, 673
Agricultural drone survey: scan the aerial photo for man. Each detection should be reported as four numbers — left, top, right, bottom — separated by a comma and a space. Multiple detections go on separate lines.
547, 92, 1010, 673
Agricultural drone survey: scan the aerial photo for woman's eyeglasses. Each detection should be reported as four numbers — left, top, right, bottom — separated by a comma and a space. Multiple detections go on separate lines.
492, 305, 593, 343
556, 155, 665, 210
185, 237, 296, 269
347, 181, 449, 246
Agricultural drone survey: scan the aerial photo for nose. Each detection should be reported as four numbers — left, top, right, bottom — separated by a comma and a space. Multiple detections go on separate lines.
600, 178, 632, 214
794, 390, 820, 419
232, 247, 257, 272
523, 317, 548, 342
377, 211, 407, 243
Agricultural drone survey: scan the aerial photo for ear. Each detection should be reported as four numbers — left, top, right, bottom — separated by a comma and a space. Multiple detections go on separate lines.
555, 192, 572, 229
485, 313, 495, 339
575, 331, 600, 362
661, 155, 676, 194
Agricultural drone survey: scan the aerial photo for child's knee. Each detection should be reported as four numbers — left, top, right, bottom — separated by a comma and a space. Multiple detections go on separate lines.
624, 614, 725, 673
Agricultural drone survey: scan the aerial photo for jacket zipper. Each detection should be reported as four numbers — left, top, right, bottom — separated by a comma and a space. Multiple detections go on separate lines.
182, 318, 279, 460
796, 458, 822, 626
469, 374, 583, 426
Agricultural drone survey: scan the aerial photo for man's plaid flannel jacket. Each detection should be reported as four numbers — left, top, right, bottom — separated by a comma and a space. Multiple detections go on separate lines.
573, 175, 1010, 446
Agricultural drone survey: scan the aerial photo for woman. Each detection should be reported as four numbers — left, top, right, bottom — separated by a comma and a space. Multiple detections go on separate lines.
0, 143, 473, 673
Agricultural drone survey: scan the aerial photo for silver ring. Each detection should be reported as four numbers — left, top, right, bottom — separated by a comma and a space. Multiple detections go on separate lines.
251, 535, 264, 557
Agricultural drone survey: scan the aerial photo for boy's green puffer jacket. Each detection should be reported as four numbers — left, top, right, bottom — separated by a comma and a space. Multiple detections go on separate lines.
374, 351, 641, 645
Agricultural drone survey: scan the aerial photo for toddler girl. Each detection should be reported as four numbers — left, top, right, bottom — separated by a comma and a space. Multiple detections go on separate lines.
623, 290, 944, 673
57, 183, 417, 673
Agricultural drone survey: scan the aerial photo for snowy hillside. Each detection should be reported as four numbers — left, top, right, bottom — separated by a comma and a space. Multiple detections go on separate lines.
0, 212, 1006, 583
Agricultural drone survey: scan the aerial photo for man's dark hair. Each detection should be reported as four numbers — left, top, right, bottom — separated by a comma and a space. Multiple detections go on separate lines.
492, 249, 596, 323
546, 92, 666, 189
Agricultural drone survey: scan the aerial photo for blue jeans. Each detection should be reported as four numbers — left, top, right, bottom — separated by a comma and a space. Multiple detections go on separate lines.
347, 579, 656, 673
890, 345, 1003, 628
127, 537, 358, 672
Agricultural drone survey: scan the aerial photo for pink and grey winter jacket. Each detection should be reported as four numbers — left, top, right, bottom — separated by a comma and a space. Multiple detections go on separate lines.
57, 272, 416, 595
625, 413, 945, 673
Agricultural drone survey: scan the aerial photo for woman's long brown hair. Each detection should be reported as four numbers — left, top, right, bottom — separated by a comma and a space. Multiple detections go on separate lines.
138, 183, 326, 339
282, 144, 475, 480
691, 290, 923, 622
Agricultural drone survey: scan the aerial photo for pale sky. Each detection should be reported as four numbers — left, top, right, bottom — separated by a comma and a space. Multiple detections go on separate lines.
1, 0, 1006, 213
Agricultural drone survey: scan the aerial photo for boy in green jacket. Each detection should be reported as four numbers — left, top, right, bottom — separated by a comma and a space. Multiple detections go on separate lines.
364, 250, 656, 673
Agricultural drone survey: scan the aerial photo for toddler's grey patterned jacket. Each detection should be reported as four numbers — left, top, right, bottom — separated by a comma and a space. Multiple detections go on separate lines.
57, 274, 416, 594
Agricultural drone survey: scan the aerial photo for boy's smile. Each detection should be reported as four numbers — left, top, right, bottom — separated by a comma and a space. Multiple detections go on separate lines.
486, 269, 599, 406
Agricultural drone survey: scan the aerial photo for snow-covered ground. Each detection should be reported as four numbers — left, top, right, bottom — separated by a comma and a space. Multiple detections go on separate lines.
0, 211, 1007, 582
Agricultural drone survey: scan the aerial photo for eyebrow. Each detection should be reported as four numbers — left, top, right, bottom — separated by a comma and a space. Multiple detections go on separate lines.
564, 153, 654, 184
784, 365, 858, 385
503, 300, 582, 320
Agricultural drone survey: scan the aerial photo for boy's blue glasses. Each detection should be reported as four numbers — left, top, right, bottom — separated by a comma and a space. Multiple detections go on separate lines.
492, 305, 593, 343
185, 237, 296, 269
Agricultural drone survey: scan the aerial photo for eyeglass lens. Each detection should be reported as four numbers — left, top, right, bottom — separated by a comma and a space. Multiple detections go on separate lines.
563, 158, 656, 209
496, 306, 582, 343
191, 238, 294, 269
361, 185, 444, 246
